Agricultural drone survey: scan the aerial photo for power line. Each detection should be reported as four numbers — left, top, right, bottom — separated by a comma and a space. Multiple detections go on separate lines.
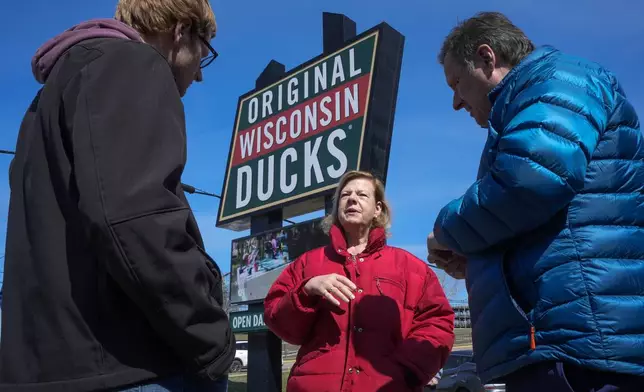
181, 183, 219, 198
2, 148, 295, 225
181, 183, 296, 225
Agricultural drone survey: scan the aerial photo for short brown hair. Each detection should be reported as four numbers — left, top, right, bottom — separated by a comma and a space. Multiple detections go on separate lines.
438, 12, 534, 69
321, 171, 392, 235
115, 0, 217, 37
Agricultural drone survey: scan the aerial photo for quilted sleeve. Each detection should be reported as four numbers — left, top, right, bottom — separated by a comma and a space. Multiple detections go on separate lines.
435, 76, 611, 254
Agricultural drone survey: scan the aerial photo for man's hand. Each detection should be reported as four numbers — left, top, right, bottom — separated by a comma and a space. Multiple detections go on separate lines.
427, 231, 449, 252
427, 231, 452, 269
442, 255, 467, 280
303, 274, 357, 307
428, 377, 439, 386
427, 232, 467, 280
429, 251, 467, 280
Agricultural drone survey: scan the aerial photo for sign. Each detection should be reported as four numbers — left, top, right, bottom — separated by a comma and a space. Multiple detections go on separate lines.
217, 23, 404, 230
220, 34, 375, 224
230, 217, 327, 305
230, 309, 268, 333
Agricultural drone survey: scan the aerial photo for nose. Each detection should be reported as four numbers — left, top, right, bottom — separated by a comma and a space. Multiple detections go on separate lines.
347, 192, 358, 204
194, 68, 203, 83
452, 91, 465, 111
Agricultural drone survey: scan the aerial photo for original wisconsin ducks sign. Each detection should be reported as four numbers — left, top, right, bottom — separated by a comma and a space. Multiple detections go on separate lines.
217, 23, 404, 229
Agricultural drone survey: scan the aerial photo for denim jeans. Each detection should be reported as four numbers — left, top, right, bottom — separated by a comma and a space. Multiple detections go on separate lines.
118, 374, 228, 392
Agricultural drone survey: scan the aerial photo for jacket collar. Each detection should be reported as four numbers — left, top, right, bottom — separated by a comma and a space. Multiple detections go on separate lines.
329, 224, 387, 257
487, 45, 558, 105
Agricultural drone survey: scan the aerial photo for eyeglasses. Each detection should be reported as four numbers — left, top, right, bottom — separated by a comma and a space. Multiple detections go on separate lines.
199, 36, 218, 69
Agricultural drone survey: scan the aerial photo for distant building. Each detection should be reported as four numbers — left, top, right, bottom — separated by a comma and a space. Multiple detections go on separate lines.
450, 300, 471, 328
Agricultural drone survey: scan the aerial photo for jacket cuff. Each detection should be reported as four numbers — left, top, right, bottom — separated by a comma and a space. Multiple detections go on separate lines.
290, 277, 320, 312
434, 202, 464, 255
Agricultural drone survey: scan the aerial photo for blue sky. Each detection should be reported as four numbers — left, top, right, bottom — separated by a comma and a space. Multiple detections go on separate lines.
0, 0, 642, 301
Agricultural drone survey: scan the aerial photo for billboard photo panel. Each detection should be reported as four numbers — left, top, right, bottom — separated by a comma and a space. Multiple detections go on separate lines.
230, 217, 328, 305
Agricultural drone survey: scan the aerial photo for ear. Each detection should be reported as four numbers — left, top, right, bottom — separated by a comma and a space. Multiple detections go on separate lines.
476, 44, 497, 71
374, 201, 383, 218
173, 22, 191, 44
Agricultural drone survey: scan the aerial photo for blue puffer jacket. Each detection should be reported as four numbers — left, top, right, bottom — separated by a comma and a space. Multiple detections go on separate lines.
435, 46, 644, 383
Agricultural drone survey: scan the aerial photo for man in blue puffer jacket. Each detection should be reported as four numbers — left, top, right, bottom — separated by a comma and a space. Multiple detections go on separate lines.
427, 11, 644, 392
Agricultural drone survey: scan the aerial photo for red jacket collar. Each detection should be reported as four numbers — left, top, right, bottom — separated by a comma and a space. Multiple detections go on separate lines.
329, 224, 386, 256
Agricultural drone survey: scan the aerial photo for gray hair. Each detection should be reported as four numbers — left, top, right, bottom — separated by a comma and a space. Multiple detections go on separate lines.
438, 12, 535, 69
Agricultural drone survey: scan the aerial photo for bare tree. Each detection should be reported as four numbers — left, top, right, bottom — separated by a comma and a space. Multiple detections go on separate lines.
432, 266, 461, 299
221, 274, 231, 315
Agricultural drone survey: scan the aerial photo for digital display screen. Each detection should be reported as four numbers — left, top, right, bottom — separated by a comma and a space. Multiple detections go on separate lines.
230, 217, 328, 304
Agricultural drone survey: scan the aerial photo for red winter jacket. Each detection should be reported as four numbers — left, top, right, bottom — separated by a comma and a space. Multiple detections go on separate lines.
264, 225, 455, 392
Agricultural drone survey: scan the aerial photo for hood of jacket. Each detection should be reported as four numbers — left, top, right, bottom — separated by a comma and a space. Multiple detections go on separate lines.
32, 18, 143, 84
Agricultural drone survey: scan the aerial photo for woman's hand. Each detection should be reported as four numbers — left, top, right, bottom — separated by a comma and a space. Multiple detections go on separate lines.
303, 274, 357, 306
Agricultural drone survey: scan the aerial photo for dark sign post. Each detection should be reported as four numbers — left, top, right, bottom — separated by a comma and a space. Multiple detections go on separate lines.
322, 13, 356, 215
219, 12, 404, 392
247, 61, 286, 392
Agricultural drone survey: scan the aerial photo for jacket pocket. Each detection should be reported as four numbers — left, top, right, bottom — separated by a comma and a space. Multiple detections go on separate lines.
298, 347, 328, 367
292, 346, 334, 376
375, 276, 405, 296
500, 259, 531, 324
373, 276, 407, 319
197, 245, 224, 305
500, 258, 536, 351
467, 256, 533, 371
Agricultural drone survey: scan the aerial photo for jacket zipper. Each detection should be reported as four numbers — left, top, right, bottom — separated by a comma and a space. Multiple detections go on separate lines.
501, 258, 536, 350
376, 278, 384, 295
511, 296, 536, 350
351, 254, 360, 276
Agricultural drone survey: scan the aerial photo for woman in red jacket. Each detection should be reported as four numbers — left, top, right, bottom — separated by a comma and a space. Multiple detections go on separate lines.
264, 170, 455, 392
